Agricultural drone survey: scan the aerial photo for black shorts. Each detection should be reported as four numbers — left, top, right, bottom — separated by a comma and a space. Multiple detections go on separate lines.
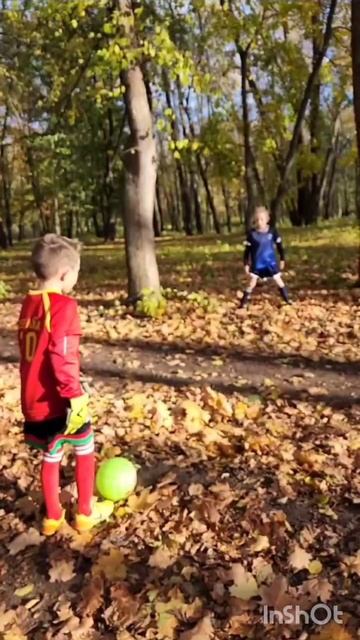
24, 415, 92, 455
250, 266, 280, 279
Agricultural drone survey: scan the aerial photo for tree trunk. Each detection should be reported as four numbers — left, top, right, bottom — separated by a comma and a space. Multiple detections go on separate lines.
192, 175, 203, 234
351, 0, 360, 281
53, 197, 61, 234
0, 219, 8, 249
155, 179, 165, 233
318, 111, 341, 218
163, 81, 193, 235
271, 0, 338, 221
92, 206, 102, 238
221, 182, 232, 232
26, 145, 49, 233
181, 100, 220, 234
239, 46, 257, 228
121, 62, 160, 297
0, 106, 12, 246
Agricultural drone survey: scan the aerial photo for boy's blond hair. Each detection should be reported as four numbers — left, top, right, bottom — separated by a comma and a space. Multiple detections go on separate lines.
31, 234, 81, 280
252, 206, 270, 227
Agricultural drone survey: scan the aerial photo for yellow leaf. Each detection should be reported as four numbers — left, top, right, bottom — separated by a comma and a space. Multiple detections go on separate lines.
245, 404, 261, 420
308, 560, 323, 575
234, 401, 247, 421
127, 393, 148, 420
153, 400, 173, 430
14, 584, 34, 598
127, 488, 159, 512
157, 611, 178, 639
203, 386, 233, 417
93, 548, 127, 581
181, 399, 210, 433
251, 535, 270, 553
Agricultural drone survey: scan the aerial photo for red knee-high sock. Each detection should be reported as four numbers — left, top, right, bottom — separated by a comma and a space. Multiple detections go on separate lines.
75, 449, 95, 516
41, 453, 63, 520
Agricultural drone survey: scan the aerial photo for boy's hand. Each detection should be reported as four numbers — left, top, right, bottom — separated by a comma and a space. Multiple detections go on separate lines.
65, 394, 90, 434
280, 260, 285, 271
244, 264, 250, 274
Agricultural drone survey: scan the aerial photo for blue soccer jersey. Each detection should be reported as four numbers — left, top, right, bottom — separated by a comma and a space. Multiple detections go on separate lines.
244, 228, 285, 278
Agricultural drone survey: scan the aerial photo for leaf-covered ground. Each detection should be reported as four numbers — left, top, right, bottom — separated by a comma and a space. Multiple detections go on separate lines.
0, 221, 359, 639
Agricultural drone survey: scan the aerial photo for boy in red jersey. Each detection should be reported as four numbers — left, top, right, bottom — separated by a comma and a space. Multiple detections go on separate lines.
18, 234, 113, 536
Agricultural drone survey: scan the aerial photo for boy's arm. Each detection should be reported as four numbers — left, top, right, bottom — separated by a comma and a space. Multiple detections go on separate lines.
243, 233, 252, 266
48, 298, 83, 399
273, 229, 285, 261
48, 297, 89, 432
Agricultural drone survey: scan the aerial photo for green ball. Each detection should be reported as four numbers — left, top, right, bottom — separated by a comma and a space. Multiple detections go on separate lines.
96, 457, 137, 502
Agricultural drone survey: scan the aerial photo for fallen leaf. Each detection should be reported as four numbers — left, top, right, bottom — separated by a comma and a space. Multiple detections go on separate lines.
157, 612, 179, 639
14, 584, 34, 598
127, 487, 159, 512
252, 558, 274, 585
304, 577, 333, 602
288, 543, 312, 571
250, 535, 270, 553
179, 614, 214, 640
7, 528, 43, 555
181, 400, 210, 433
229, 564, 259, 601
78, 575, 104, 617
149, 546, 176, 569
260, 575, 292, 609
342, 550, 360, 576
234, 401, 247, 421
308, 622, 354, 640
308, 559, 323, 575
49, 559, 75, 583
93, 548, 127, 581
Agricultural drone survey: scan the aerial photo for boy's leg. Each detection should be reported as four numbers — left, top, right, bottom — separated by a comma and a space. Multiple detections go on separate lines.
75, 437, 95, 516
74, 430, 113, 531
273, 273, 291, 303
240, 274, 258, 308
41, 449, 63, 522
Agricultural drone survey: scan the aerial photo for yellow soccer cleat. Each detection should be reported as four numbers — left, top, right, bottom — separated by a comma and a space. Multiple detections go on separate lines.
75, 499, 114, 533
42, 510, 66, 537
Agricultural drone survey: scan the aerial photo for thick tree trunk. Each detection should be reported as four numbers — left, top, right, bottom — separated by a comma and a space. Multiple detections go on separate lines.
121, 66, 160, 297
351, 0, 360, 281
271, 0, 338, 221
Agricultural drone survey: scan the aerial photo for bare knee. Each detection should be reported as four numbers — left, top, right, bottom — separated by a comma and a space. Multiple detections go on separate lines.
273, 273, 285, 288
247, 275, 258, 291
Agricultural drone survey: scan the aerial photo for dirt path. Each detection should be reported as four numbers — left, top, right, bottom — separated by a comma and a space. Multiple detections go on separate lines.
1, 331, 358, 408
82, 339, 359, 408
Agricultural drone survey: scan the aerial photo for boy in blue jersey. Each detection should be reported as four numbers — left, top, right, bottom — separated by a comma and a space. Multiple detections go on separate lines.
240, 207, 291, 308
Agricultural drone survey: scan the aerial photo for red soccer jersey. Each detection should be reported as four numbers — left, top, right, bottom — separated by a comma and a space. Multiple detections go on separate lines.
18, 290, 83, 421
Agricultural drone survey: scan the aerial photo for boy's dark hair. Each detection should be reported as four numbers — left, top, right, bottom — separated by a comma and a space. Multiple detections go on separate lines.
31, 234, 81, 280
